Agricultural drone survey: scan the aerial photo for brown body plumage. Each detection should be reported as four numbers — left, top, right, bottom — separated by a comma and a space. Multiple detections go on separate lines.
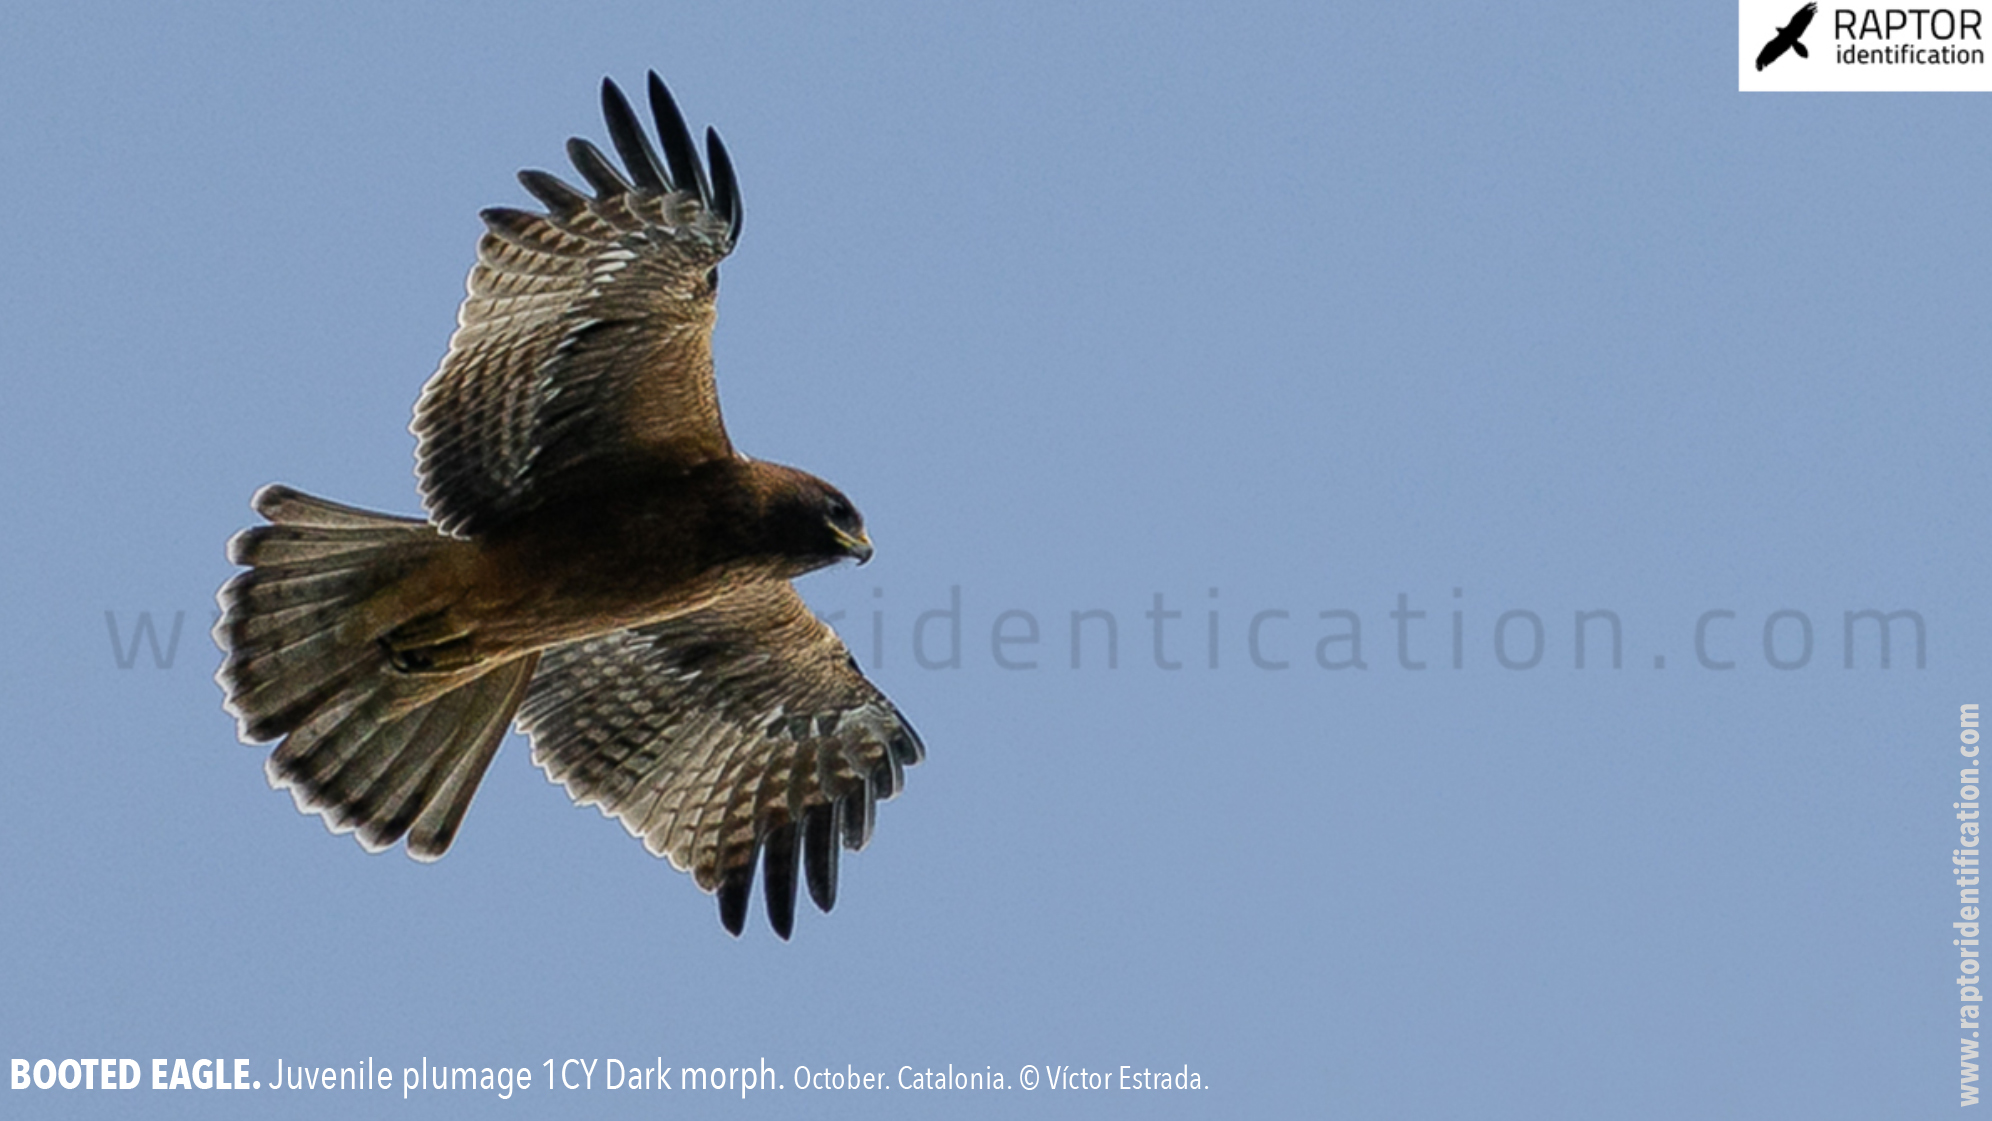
215, 74, 922, 939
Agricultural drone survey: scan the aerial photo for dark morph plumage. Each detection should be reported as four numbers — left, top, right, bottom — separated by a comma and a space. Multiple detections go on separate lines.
1756, 3, 1817, 70
216, 74, 920, 939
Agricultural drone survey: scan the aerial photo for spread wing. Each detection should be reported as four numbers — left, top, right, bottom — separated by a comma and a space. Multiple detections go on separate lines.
1788, 2, 1816, 37
516, 582, 925, 939
1755, 35, 1790, 70
413, 73, 747, 537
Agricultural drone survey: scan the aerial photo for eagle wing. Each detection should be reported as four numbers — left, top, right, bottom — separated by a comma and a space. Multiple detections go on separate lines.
413, 73, 746, 537
516, 581, 925, 938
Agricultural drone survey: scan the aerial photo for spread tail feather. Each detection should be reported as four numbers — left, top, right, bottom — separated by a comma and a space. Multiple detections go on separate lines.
215, 484, 531, 858
262, 652, 537, 858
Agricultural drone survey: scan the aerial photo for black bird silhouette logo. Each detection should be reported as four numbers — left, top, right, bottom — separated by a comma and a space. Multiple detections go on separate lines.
1756, 3, 1818, 70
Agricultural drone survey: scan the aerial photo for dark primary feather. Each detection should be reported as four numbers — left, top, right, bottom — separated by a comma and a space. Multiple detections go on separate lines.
516, 168, 589, 217
565, 137, 632, 198
761, 821, 801, 940
718, 859, 756, 937
803, 801, 841, 911
601, 79, 668, 193
648, 71, 712, 208
706, 128, 742, 243
516, 582, 923, 937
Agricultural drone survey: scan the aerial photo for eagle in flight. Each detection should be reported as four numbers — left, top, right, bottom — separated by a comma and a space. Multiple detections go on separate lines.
215, 73, 923, 940
1755, 3, 1817, 70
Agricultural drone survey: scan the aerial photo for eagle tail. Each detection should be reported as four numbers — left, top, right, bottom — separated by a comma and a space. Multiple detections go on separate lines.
1793, 41, 1808, 58
215, 484, 534, 858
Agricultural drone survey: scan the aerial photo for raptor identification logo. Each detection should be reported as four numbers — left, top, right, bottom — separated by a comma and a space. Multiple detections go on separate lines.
1738, 0, 1992, 89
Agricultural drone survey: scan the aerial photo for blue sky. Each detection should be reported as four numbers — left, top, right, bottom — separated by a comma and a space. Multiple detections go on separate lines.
2, 3, 1987, 1118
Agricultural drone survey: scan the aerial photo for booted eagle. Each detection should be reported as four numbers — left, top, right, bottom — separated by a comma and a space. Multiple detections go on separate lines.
215, 74, 923, 940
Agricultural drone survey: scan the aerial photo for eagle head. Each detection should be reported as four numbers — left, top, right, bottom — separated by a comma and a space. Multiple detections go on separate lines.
752, 464, 873, 572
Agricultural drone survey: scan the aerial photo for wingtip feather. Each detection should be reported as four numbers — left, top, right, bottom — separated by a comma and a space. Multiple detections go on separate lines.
706, 127, 742, 244
566, 136, 632, 198
717, 865, 753, 937
646, 72, 712, 208
601, 77, 669, 193
763, 822, 800, 940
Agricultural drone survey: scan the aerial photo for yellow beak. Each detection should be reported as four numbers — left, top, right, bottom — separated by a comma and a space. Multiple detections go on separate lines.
834, 526, 874, 565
